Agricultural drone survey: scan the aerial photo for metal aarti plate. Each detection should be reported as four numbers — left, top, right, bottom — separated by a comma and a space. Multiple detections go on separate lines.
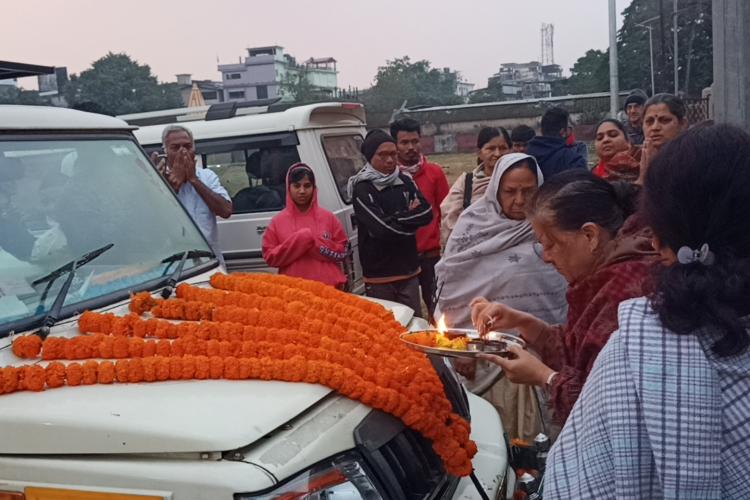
400, 328, 526, 359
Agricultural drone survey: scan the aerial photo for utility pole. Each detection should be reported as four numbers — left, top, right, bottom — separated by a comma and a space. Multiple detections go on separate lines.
609, 0, 619, 117
673, 0, 679, 95
713, 0, 750, 130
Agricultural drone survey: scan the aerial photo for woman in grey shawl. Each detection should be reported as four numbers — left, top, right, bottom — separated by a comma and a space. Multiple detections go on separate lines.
435, 152, 567, 440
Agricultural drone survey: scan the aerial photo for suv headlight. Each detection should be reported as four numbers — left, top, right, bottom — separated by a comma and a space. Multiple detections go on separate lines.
236, 452, 382, 500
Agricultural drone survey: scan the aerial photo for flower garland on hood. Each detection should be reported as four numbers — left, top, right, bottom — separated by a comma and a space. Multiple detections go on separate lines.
5, 273, 476, 477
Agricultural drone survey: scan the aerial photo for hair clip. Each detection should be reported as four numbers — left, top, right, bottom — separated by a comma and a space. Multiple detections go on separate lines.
676, 243, 715, 266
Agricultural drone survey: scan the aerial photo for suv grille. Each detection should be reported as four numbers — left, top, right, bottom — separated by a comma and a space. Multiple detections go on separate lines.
353, 356, 468, 499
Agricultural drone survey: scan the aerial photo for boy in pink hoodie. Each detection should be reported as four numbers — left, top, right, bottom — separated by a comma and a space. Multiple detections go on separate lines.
262, 163, 348, 287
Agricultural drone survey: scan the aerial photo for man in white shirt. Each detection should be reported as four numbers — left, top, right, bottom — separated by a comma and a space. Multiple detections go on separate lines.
152, 125, 232, 255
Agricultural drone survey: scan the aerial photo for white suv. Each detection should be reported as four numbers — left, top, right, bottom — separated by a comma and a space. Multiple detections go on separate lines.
0, 105, 508, 500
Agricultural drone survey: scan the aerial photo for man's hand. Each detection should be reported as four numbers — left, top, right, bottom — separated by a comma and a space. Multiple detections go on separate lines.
478, 345, 554, 386
150, 151, 168, 177
408, 197, 421, 210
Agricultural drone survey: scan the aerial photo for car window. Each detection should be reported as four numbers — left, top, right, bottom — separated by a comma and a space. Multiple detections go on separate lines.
0, 137, 213, 334
322, 134, 366, 203
203, 145, 300, 214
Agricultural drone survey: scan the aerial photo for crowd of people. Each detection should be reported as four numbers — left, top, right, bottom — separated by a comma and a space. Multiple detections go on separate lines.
157, 92, 750, 497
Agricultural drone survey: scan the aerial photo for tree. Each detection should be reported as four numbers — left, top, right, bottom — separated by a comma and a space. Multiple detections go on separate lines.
65, 53, 183, 115
0, 87, 50, 105
564, 49, 610, 95
557, 0, 712, 97
362, 57, 463, 115
281, 67, 330, 103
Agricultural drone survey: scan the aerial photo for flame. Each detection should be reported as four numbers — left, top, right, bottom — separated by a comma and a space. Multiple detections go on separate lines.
436, 315, 447, 334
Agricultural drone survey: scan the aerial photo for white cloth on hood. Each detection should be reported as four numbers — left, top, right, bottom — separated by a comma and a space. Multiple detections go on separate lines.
434, 152, 567, 328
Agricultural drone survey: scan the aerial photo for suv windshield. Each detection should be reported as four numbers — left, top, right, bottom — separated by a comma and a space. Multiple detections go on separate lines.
0, 136, 214, 334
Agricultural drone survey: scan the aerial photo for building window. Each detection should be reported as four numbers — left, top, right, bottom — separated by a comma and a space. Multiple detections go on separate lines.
226, 73, 242, 80
202, 91, 218, 100
228, 90, 246, 99
256, 85, 268, 100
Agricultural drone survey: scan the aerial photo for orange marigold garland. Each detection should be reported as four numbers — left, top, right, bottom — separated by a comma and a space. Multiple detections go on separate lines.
6, 273, 476, 477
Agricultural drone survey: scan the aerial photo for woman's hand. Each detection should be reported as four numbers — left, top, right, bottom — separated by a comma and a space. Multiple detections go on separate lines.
478, 344, 555, 386
470, 298, 525, 335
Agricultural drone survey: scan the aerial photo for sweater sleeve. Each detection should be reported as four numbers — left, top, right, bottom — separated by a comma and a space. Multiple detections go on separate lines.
392, 177, 433, 229
541, 272, 637, 424
313, 213, 349, 262
262, 221, 316, 268
352, 182, 419, 238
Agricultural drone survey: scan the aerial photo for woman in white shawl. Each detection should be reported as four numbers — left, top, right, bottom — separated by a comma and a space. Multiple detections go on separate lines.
435, 152, 567, 440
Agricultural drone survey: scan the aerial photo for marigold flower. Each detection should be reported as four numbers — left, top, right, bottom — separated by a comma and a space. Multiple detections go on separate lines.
98, 361, 115, 384
67, 363, 84, 386
12, 335, 42, 359
82, 360, 99, 385
45, 362, 67, 388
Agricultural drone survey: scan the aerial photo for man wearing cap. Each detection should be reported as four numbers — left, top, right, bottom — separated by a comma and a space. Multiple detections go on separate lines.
347, 129, 433, 317
623, 89, 648, 145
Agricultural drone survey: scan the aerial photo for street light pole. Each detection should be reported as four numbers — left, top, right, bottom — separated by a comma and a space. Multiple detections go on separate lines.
648, 26, 655, 95
609, 0, 619, 117
636, 16, 659, 96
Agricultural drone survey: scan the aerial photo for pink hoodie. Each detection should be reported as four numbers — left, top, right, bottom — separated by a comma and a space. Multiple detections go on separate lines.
262, 164, 348, 287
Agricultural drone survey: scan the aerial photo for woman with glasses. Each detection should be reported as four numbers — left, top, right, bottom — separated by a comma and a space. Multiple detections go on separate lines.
434, 153, 567, 439
472, 170, 656, 425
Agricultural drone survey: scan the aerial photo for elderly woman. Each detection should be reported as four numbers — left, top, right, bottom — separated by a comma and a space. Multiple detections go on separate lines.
472, 170, 656, 425
591, 118, 641, 183
435, 153, 568, 439
543, 124, 750, 499
440, 127, 512, 245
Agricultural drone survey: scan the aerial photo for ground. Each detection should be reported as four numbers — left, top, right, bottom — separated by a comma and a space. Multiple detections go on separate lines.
429, 153, 477, 185
430, 146, 598, 185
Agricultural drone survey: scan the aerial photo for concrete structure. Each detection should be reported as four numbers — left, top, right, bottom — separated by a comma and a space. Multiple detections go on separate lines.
393, 92, 629, 154
456, 81, 475, 101
488, 62, 563, 99
712, 0, 750, 130
218, 46, 338, 103
175, 74, 224, 106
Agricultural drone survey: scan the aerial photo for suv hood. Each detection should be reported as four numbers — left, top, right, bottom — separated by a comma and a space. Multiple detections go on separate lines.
0, 286, 413, 455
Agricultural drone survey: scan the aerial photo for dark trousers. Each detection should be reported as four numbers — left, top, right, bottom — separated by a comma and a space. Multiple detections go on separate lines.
365, 276, 423, 319
418, 254, 440, 324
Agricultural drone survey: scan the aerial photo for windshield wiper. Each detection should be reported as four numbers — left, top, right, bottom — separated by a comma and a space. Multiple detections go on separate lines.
32, 243, 114, 339
160, 249, 214, 298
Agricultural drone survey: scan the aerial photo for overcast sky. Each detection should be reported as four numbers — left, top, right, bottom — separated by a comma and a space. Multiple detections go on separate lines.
6, 0, 628, 90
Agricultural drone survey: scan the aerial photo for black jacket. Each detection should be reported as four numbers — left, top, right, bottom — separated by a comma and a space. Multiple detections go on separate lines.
352, 173, 433, 280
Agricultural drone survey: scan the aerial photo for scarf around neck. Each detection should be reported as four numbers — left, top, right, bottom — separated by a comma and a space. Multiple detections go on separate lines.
398, 155, 426, 176
346, 162, 401, 200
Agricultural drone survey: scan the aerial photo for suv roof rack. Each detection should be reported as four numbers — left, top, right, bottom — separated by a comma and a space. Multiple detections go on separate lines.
117, 97, 283, 126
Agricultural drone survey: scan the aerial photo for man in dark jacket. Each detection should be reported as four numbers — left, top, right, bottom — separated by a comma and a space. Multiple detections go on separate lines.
622, 89, 648, 145
526, 107, 587, 179
347, 130, 433, 316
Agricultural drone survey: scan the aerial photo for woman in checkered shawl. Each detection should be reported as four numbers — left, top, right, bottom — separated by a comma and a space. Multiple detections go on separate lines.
543, 124, 750, 498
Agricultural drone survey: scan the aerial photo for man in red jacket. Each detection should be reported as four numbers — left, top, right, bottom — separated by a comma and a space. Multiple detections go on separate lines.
391, 118, 450, 324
